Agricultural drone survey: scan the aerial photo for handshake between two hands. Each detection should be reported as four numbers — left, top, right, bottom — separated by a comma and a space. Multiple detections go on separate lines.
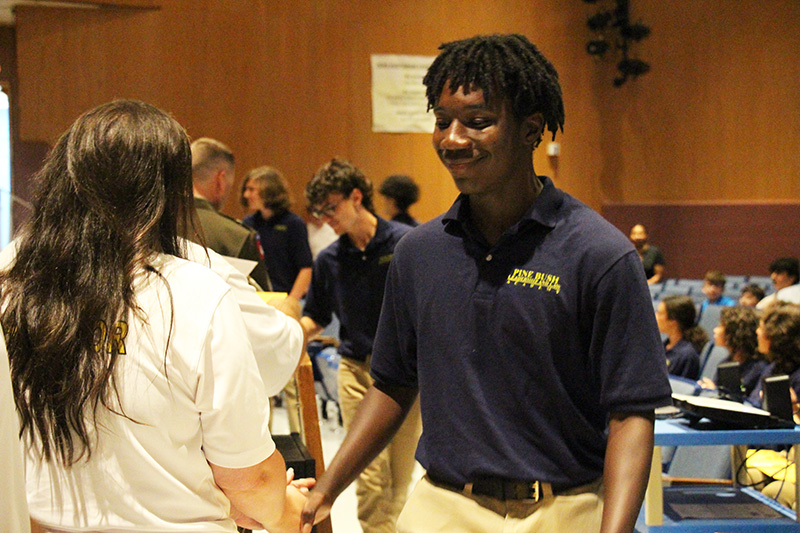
230, 467, 317, 532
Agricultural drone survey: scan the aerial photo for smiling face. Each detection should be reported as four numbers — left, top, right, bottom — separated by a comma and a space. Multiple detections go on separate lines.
242, 180, 264, 212
431, 83, 541, 198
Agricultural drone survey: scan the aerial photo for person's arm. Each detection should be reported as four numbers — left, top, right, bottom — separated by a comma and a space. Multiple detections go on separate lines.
300, 316, 324, 340
648, 264, 665, 285
182, 239, 304, 396
600, 411, 655, 533
210, 450, 307, 533
286, 218, 314, 302
286, 266, 312, 302
300, 383, 418, 532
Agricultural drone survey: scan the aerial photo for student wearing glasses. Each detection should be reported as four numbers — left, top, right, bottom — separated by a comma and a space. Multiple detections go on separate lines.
301, 158, 421, 533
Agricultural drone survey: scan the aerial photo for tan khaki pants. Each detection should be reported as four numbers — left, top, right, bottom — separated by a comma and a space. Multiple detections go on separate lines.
338, 356, 422, 533
397, 476, 604, 533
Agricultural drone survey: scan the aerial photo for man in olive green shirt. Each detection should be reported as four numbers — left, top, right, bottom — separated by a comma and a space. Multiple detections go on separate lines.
190, 138, 271, 290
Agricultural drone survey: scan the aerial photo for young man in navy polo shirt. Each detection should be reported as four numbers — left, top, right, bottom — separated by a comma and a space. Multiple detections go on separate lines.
300, 158, 422, 533
301, 35, 671, 533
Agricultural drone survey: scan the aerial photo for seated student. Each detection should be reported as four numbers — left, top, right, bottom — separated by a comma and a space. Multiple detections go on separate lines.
698, 306, 767, 396
699, 270, 736, 317
629, 223, 665, 284
656, 295, 708, 380
757, 257, 800, 310
747, 302, 800, 408
0, 100, 309, 532
739, 283, 766, 307
740, 303, 800, 510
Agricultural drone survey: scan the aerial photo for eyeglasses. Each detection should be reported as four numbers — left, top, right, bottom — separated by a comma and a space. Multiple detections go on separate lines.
310, 198, 344, 220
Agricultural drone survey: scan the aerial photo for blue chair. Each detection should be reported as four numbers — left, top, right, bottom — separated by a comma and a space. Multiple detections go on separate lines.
748, 276, 773, 292
700, 345, 731, 382
649, 283, 664, 300
676, 279, 705, 292
669, 375, 701, 396
697, 340, 714, 372
726, 275, 748, 289
697, 304, 725, 339
665, 445, 732, 481
661, 285, 692, 297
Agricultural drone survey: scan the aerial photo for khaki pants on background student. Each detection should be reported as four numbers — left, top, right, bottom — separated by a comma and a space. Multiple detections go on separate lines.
338, 356, 422, 533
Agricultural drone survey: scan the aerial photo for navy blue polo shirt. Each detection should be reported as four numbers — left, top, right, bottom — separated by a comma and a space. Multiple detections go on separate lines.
371, 177, 672, 488
303, 217, 410, 362
665, 339, 700, 380
243, 210, 313, 293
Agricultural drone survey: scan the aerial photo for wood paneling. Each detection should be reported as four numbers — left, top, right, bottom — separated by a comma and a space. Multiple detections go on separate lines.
602, 202, 800, 279
12, 0, 800, 229
12, 0, 603, 223
28, 0, 159, 7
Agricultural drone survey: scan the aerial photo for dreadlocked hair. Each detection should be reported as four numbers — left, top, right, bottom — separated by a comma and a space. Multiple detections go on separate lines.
423, 34, 565, 140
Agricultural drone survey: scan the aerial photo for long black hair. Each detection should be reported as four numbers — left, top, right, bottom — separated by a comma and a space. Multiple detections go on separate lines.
662, 295, 709, 353
0, 99, 194, 465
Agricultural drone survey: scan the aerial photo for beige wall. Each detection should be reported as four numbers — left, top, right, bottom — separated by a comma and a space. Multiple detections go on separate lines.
11, 0, 800, 227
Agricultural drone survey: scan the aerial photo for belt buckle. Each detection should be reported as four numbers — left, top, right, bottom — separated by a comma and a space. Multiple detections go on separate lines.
520, 480, 541, 503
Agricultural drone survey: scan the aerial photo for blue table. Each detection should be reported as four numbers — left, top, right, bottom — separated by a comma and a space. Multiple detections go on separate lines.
637, 419, 800, 532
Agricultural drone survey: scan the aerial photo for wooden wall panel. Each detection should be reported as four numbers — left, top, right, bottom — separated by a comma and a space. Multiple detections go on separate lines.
602, 202, 800, 279
606, 1, 800, 203
12, 0, 800, 231
13, 0, 602, 224
38, 0, 159, 7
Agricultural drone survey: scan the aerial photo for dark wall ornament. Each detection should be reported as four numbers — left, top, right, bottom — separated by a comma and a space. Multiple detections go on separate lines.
581, 0, 651, 87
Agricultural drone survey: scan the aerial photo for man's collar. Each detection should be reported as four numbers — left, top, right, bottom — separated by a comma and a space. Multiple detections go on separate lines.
341, 215, 391, 252
442, 176, 562, 231
193, 195, 216, 211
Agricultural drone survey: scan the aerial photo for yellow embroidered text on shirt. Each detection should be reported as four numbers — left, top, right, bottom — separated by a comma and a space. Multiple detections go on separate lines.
506, 269, 561, 294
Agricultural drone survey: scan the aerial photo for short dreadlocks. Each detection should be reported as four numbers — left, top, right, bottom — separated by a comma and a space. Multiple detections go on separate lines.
423, 34, 565, 140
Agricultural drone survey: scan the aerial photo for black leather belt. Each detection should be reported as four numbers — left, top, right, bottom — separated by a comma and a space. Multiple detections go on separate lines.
427, 473, 559, 503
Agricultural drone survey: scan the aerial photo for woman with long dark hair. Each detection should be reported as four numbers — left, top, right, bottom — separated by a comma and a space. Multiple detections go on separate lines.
0, 100, 305, 532
655, 295, 708, 379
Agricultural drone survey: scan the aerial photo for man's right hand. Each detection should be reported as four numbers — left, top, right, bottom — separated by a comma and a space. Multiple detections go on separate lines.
300, 489, 333, 533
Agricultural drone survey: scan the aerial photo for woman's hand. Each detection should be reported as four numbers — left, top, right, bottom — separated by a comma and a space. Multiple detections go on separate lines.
286, 467, 316, 494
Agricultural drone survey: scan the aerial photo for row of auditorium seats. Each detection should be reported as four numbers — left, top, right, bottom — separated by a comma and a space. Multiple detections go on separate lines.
649, 276, 774, 304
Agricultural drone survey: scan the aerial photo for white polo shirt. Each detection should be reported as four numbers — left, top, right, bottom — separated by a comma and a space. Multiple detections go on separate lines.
24, 255, 274, 531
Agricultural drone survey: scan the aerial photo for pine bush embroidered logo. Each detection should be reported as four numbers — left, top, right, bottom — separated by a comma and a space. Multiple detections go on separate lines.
506, 269, 561, 293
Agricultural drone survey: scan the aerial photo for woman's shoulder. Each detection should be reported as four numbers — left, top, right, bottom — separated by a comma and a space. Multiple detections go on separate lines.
150, 254, 230, 296
672, 338, 699, 357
